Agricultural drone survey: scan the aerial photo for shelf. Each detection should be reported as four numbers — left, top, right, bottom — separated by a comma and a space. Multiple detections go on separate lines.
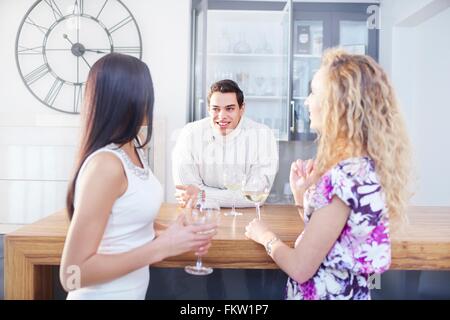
293, 96, 308, 100
208, 53, 286, 58
293, 54, 321, 59
246, 95, 284, 100
291, 131, 317, 141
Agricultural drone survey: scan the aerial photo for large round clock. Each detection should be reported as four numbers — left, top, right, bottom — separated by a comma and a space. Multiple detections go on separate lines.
15, 0, 142, 114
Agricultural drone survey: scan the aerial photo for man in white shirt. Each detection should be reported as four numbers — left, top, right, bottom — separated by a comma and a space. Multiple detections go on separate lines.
172, 79, 278, 208
168, 80, 282, 299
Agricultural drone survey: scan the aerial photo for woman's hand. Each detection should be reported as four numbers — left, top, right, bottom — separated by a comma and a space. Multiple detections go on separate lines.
289, 159, 316, 205
245, 218, 274, 246
154, 221, 167, 238
155, 213, 217, 259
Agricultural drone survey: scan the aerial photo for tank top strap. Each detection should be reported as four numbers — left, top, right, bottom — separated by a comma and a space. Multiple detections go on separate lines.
77, 145, 127, 180
105, 143, 149, 180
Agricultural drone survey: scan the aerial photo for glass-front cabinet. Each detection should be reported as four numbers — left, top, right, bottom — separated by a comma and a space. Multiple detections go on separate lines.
193, 0, 290, 140
190, 0, 379, 203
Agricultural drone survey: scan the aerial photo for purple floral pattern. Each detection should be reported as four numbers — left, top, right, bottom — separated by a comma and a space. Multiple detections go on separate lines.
286, 157, 391, 300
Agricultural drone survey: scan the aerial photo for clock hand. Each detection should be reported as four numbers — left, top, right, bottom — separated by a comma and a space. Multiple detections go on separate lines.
63, 34, 91, 68
80, 55, 91, 69
84, 48, 109, 54
62, 33, 74, 46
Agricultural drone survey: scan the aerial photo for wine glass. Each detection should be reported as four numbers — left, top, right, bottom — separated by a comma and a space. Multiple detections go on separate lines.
223, 170, 243, 216
184, 200, 221, 276
254, 75, 265, 96
242, 174, 270, 220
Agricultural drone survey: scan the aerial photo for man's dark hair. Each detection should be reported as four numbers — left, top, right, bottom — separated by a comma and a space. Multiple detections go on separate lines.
207, 79, 244, 108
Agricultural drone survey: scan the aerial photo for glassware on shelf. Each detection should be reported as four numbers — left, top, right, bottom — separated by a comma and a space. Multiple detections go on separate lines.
254, 35, 273, 54
253, 75, 266, 96
184, 200, 221, 276
233, 32, 252, 54
235, 70, 249, 92
312, 34, 323, 56
218, 29, 232, 53
264, 76, 278, 96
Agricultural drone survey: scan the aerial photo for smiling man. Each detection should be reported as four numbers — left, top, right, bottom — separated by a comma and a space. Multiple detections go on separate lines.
172, 79, 278, 208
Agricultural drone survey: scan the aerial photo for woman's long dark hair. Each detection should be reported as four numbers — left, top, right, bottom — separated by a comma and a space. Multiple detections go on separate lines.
66, 53, 154, 219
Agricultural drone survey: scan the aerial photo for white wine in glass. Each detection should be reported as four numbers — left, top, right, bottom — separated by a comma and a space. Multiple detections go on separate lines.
223, 170, 244, 216
242, 174, 270, 220
243, 191, 269, 204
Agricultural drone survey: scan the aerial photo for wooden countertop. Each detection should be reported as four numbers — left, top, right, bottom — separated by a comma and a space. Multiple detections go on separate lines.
4, 203, 450, 299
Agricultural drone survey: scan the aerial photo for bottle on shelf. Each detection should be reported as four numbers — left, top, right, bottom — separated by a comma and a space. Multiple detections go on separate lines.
296, 25, 311, 54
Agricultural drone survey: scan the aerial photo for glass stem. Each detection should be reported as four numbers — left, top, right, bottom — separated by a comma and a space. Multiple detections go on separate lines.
196, 255, 202, 269
232, 192, 236, 213
256, 203, 261, 220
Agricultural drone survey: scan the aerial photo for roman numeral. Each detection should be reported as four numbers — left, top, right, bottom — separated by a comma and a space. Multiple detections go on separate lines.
43, 0, 63, 21
44, 78, 65, 106
108, 16, 132, 33
17, 45, 44, 55
73, 84, 83, 113
73, 0, 84, 15
113, 46, 140, 55
24, 64, 50, 85
96, 0, 109, 19
24, 17, 49, 34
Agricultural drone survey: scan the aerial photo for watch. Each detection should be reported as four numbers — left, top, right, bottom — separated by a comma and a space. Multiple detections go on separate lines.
15, 0, 142, 114
265, 236, 280, 256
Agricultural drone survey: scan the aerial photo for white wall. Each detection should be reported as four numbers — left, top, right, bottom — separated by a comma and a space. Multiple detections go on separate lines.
0, 0, 191, 224
380, 0, 450, 205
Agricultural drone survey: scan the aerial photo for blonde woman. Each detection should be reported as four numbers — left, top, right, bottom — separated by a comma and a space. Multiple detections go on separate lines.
245, 48, 411, 300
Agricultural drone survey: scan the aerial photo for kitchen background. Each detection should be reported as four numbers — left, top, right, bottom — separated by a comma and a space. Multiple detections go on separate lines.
1, 0, 449, 299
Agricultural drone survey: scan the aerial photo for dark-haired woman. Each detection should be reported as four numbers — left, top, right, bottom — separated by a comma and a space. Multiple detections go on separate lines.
60, 53, 216, 300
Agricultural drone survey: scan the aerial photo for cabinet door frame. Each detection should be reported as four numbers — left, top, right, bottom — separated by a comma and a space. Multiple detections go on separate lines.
190, 0, 208, 122
332, 11, 379, 61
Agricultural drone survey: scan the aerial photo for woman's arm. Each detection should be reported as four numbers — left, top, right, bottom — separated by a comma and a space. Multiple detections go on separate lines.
246, 196, 350, 284
60, 152, 215, 292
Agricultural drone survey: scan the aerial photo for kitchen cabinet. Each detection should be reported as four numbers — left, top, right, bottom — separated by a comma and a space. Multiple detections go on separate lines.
190, 0, 379, 202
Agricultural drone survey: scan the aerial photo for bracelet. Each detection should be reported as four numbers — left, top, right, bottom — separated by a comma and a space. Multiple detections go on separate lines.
265, 237, 280, 256
197, 189, 205, 202
295, 205, 304, 210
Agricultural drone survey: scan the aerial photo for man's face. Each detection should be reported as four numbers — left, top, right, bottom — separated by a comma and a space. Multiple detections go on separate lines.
208, 92, 245, 136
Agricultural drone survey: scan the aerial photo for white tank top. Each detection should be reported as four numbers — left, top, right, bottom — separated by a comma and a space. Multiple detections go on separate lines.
67, 142, 163, 300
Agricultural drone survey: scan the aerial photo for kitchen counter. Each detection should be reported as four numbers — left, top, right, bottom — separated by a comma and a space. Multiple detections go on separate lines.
4, 203, 450, 299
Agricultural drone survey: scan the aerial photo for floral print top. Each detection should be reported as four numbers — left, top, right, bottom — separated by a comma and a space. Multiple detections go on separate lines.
286, 157, 391, 300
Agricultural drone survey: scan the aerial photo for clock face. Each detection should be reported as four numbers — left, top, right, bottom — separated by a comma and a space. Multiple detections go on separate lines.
15, 0, 142, 114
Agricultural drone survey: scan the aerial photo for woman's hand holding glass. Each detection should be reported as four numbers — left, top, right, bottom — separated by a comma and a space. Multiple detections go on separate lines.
184, 200, 221, 275
155, 211, 217, 260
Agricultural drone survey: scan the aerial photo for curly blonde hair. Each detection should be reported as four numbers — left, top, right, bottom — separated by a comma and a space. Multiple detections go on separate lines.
315, 48, 412, 222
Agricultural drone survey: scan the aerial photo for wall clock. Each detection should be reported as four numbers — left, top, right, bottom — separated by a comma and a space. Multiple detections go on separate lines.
15, 0, 142, 114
